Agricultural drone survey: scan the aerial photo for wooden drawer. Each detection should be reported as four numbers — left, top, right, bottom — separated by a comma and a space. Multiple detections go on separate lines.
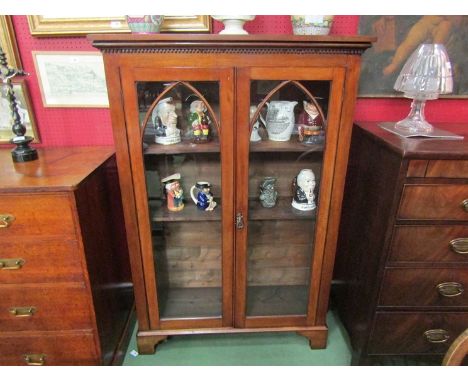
389, 225, 468, 263
427, 160, 468, 179
0, 284, 93, 331
368, 312, 468, 355
0, 194, 76, 237
0, 330, 99, 365
408, 160, 468, 179
379, 268, 468, 308
0, 240, 83, 283
398, 185, 468, 221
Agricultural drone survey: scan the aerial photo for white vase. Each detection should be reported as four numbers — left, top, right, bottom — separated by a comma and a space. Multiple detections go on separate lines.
211, 15, 255, 34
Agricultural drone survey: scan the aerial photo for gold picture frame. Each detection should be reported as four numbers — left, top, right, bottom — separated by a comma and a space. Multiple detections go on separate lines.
0, 78, 40, 143
27, 15, 211, 36
0, 15, 22, 69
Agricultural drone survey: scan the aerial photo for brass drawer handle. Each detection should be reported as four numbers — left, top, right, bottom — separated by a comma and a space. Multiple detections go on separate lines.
24, 354, 46, 366
462, 199, 468, 213
9, 306, 37, 317
437, 282, 464, 297
450, 238, 468, 255
0, 258, 25, 270
424, 329, 450, 344
0, 214, 15, 228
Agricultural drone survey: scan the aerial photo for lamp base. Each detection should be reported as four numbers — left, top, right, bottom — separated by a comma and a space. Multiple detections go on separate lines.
10, 135, 38, 162
394, 98, 435, 134
394, 118, 434, 133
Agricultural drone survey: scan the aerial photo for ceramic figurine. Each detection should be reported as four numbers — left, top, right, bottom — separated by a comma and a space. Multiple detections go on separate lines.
264, 100, 298, 141
152, 97, 181, 145
161, 173, 184, 212
259, 177, 278, 208
249, 105, 262, 142
188, 100, 211, 143
297, 100, 325, 144
190, 181, 217, 211
291, 169, 316, 211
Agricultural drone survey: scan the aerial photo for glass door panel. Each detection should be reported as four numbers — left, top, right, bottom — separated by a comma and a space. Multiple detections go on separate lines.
138, 80, 223, 320
246, 79, 330, 317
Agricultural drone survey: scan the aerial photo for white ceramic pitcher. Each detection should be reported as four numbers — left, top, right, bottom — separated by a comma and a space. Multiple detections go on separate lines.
263, 101, 298, 141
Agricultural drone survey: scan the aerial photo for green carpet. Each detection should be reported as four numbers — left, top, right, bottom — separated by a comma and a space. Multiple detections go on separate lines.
123, 309, 353, 366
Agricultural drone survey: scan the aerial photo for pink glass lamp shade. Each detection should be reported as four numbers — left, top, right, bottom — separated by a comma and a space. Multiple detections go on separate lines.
394, 44, 453, 133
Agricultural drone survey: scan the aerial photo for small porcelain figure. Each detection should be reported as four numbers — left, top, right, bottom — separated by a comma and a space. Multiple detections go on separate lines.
152, 97, 181, 145
190, 181, 217, 211
292, 169, 316, 211
297, 100, 325, 144
161, 173, 184, 212
265, 101, 298, 141
188, 100, 211, 143
249, 105, 262, 142
259, 177, 278, 208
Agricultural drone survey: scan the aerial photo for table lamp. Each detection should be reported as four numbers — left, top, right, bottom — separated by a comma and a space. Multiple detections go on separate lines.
0, 47, 38, 162
393, 43, 453, 133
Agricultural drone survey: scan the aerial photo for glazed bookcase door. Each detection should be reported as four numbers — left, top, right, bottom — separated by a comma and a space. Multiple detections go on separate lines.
235, 67, 345, 328
120, 67, 235, 329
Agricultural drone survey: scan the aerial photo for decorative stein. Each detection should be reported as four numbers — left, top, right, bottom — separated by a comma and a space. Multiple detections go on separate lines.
264, 100, 298, 141
188, 100, 211, 143
259, 177, 278, 208
291, 169, 316, 211
161, 173, 184, 212
190, 181, 217, 211
152, 97, 181, 145
249, 105, 262, 142
297, 100, 325, 144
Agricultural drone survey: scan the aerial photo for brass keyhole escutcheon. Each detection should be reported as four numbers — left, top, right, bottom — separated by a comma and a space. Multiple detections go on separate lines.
0, 214, 15, 228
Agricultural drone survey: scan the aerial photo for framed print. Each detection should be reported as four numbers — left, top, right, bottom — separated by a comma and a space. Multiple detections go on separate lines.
358, 16, 468, 98
0, 15, 22, 69
27, 15, 211, 36
0, 78, 40, 143
33, 52, 109, 108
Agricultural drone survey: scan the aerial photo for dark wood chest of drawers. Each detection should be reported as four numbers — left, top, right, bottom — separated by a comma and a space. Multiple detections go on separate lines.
334, 122, 468, 365
0, 147, 133, 366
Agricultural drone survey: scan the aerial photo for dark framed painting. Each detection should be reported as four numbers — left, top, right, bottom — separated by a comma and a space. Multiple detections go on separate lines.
358, 16, 468, 98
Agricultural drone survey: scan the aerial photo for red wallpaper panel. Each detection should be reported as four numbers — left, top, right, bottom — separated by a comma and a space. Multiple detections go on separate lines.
7, 15, 468, 147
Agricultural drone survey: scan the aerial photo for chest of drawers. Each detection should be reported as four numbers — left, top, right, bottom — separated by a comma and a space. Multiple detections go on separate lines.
0, 147, 133, 365
334, 122, 468, 365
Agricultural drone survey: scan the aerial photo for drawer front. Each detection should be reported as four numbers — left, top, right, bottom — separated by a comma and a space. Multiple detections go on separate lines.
379, 268, 468, 308
368, 312, 468, 355
0, 284, 93, 331
389, 225, 468, 263
398, 185, 468, 221
0, 240, 83, 283
0, 330, 99, 365
0, 194, 76, 237
426, 160, 468, 179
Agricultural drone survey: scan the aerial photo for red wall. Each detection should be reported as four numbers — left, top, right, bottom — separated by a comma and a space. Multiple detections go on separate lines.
9, 15, 468, 147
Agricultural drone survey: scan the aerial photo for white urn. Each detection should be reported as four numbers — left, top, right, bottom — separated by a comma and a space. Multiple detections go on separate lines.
211, 15, 255, 34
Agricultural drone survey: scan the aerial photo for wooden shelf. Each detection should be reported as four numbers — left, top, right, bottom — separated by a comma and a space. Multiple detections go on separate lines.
143, 138, 324, 155
150, 199, 221, 222
249, 198, 316, 221
157, 285, 308, 319
150, 197, 315, 223
250, 139, 324, 153
144, 140, 220, 155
